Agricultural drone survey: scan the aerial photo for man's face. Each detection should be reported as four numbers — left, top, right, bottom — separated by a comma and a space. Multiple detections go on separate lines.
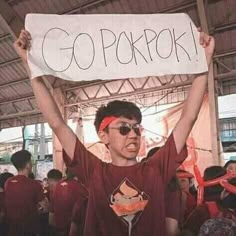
178, 177, 190, 192
226, 163, 236, 174
100, 117, 141, 165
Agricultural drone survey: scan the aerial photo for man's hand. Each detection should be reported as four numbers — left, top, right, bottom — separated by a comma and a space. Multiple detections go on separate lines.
198, 28, 215, 65
13, 29, 31, 65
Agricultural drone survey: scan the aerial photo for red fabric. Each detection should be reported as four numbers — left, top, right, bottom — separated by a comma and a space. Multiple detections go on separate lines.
51, 179, 86, 231
99, 116, 117, 131
63, 133, 188, 236
205, 201, 220, 218
4, 175, 45, 235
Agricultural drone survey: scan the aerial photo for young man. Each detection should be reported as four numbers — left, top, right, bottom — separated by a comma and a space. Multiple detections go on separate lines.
50, 169, 86, 236
14, 28, 214, 236
0, 172, 14, 236
224, 160, 236, 174
4, 150, 47, 236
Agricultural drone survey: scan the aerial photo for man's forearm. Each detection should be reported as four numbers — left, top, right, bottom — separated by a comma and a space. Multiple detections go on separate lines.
31, 76, 65, 130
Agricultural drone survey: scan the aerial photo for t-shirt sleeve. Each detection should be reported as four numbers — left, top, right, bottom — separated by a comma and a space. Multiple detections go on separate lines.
63, 137, 101, 187
150, 133, 188, 184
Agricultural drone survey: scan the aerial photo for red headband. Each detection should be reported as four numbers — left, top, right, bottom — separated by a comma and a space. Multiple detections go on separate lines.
177, 172, 194, 179
194, 164, 236, 204
99, 116, 117, 132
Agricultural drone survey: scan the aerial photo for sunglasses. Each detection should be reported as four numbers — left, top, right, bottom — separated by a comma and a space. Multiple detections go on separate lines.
108, 123, 143, 136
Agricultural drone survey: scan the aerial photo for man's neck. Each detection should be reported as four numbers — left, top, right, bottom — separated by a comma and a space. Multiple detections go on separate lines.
17, 170, 29, 177
111, 158, 138, 167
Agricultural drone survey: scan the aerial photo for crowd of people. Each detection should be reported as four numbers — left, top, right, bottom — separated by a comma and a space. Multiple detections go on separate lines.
1, 156, 236, 236
1, 20, 235, 236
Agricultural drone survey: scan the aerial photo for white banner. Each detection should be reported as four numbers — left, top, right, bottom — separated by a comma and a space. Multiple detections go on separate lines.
25, 13, 208, 81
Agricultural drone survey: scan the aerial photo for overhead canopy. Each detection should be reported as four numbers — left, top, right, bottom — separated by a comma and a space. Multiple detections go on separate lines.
0, 0, 235, 129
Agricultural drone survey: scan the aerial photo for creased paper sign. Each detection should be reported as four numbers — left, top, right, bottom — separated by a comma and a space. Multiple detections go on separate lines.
25, 13, 208, 81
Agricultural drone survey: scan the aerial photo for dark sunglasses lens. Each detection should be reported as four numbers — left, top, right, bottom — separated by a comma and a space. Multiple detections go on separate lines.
134, 127, 141, 136
119, 126, 131, 135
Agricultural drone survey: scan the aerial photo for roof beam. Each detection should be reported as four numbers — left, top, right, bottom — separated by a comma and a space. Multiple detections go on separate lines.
213, 21, 236, 34
0, 77, 29, 88
61, 0, 111, 14
65, 79, 193, 107
0, 95, 34, 106
160, 0, 196, 13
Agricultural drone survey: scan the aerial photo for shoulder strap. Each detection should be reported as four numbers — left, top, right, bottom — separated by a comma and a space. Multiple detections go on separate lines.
205, 201, 220, 218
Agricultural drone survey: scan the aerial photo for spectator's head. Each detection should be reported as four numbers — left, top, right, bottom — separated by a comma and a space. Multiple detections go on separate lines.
42, 178, 49, 188
94, 100, 142, 164
11, 150, 32, 175
47, 169, 62, 190
220, 177, 236, 209
0, 172, 14, 190
224, 160, 236, 174
65, 168, 77, 180
141, 147, 160, 163
203, 166, 226, 200
176, 169, 194, 192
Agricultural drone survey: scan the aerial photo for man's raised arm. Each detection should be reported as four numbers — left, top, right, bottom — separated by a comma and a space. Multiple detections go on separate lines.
14, 29, 76, 160
173, 30, 215, 154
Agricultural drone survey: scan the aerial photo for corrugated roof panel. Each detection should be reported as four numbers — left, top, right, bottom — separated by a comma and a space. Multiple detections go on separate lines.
0, 62, 27, 83
209, 0, 236, 27
10, 82, 33, 96
0, 38, 17, 63
0, 103, 17, 115
0, 86, 20, 99
14, 99, 34, 112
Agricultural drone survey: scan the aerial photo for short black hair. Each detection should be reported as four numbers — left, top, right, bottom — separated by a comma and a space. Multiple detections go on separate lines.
203, 166, 226, 198
28, 172, 35, 179
11, 150, 31, 171
47, 169, 62, 180
0, 172, 14, 189
94, 100, 142, 133
141, 147, 160, 163
224, 160, 236, 169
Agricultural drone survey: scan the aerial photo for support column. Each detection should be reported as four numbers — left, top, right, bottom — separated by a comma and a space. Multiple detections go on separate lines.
39, 123, 45, 160
197, 0, 222, 164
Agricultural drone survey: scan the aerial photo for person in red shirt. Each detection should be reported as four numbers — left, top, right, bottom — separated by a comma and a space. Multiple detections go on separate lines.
50, 169, 87, 236
0, 172, 14, 236
182, 166, 236, 236
177, 169, 197, 220
4, 150, 47, 236
47, 169, 62, 201
14, 28, 214, 236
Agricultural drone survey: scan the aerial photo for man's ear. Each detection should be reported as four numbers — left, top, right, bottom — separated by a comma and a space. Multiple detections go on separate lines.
98, 130, 109, 145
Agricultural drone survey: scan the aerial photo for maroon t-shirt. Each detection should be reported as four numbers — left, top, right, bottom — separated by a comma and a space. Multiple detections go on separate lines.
165, 189, 182, 222
71, 193, 88, 235
63, 133, 187, 236
4, 175, 45, 234
51, 179, 85, 231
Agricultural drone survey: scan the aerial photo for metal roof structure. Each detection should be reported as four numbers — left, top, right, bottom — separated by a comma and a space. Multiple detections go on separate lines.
0, 0, 235, 129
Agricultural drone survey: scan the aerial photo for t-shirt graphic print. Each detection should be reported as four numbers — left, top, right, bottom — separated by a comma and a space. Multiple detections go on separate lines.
109, 178, 149, 236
